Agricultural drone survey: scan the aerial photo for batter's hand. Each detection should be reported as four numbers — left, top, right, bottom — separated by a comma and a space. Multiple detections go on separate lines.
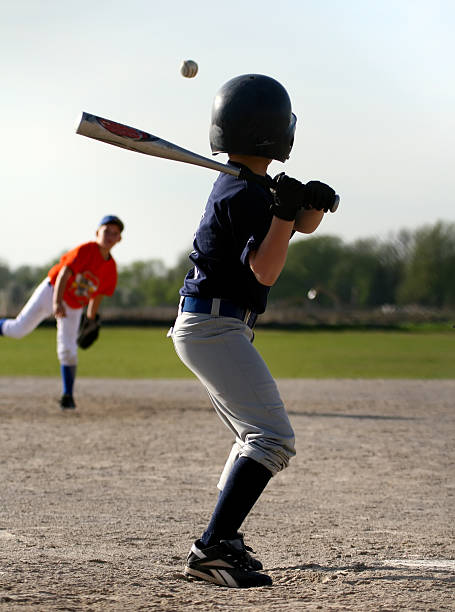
302, 180, 336, 213
270, 173, 306, 221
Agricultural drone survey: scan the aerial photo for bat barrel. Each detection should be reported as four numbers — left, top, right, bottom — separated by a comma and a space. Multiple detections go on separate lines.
76, 112, 240, 177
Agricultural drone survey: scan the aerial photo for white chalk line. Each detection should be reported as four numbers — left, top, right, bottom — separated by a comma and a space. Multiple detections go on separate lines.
382, 559, 455, 571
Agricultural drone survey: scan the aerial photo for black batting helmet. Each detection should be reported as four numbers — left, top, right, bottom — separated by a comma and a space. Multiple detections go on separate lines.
209, 74, 297, 162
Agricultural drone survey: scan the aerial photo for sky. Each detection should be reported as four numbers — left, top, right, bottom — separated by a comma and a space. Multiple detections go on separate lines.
1, 0, 454, 271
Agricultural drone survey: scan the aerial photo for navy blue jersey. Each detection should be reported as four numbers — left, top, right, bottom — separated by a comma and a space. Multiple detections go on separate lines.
180, 162, 274, 314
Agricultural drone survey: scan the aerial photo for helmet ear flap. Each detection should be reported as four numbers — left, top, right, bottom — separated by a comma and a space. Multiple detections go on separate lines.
209, 74, 297, 162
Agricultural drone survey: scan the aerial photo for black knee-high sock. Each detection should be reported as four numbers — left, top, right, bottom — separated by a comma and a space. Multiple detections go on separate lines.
200, 457, 272, 547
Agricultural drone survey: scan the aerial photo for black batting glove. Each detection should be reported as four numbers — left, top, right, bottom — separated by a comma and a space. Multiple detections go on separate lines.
270, 173, 306, 221
302, 180, 336, 213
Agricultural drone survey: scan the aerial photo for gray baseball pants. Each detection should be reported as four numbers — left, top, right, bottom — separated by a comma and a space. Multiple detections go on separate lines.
171, 311, 296, 489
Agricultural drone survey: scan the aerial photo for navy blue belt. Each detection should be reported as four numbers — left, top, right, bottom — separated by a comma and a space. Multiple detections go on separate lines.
181, 296, 258, 329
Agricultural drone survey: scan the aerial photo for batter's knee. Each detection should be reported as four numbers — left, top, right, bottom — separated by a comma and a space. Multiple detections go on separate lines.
243, 431, 296, 477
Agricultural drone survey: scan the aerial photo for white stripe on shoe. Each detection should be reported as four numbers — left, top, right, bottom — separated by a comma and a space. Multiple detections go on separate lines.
216, 569, 238, 587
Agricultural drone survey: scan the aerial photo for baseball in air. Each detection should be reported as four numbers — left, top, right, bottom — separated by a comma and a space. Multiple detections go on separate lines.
180, 59, 198, 78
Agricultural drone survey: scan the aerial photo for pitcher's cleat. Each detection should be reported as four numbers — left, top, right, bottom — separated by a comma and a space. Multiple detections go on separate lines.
184, 537, 272, 588
60, 394, 76, 409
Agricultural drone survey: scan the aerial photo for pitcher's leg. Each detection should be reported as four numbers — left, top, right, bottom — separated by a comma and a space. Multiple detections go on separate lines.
0, 279, 53, 339
56, 306, 82, 409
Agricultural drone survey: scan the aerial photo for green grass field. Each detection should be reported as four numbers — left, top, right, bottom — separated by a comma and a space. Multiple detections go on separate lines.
1, 326, 454, 378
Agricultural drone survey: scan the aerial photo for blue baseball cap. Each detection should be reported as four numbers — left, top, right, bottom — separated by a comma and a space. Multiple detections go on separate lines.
98, 215, 124, 232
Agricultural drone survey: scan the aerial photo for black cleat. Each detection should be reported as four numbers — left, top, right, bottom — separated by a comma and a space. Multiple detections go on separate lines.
60, 394, 76, 410
237, 533, 263, 571
184, 537, 272, 588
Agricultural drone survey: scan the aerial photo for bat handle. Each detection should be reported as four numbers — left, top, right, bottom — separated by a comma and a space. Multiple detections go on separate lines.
330, 194, 340, 213
300, 193, 340, 213
237, 167, 340, 213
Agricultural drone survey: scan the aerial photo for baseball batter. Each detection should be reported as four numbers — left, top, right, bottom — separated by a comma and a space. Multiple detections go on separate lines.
171, 74, 337, 588
0, 215, 124, 409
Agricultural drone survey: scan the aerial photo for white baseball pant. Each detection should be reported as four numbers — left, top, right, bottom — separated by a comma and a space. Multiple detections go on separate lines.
1, 278, 83, 366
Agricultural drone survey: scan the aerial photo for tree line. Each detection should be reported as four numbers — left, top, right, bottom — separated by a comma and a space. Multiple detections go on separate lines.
1, 221, 454, 314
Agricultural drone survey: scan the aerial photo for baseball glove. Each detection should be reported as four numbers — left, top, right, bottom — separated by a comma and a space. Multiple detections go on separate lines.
77, 314, 101, 349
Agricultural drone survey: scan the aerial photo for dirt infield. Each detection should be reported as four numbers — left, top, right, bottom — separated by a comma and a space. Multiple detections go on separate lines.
1, 378, 454, 611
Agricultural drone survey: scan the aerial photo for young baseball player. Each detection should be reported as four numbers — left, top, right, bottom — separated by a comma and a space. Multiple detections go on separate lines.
0, 215, 124, 409
171, 74, 337, 588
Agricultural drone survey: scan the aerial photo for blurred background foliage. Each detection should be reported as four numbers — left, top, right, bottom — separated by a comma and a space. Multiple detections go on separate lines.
1, 221, 454, 315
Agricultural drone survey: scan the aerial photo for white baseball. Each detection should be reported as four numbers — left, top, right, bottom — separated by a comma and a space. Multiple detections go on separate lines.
180, 59, 198, 78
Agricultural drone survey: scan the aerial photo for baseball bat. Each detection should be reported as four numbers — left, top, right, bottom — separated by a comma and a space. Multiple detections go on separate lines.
76, 112, 239, 176
75, 112, 339, 212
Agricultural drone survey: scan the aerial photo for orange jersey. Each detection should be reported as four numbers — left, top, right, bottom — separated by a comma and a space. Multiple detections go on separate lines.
48, 242, 118, 309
